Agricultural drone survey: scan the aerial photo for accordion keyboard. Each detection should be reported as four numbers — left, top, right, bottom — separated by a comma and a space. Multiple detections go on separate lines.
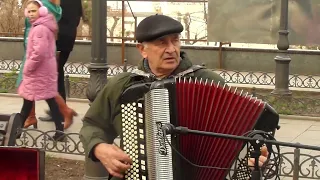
121, 88, 174, 180
121, 102, 147, 180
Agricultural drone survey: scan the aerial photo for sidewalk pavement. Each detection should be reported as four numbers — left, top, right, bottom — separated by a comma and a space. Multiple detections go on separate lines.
1, 94, 320, 160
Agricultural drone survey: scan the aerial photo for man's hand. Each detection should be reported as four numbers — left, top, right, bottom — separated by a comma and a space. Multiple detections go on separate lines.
248, 146, 269, 169
94, 143, 133, 178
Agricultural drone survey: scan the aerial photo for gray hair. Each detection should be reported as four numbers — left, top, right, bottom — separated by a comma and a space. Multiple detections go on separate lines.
141, 42, 148, 48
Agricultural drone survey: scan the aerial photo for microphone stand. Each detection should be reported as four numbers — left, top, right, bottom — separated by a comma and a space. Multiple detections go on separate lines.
162, 123, 320, 180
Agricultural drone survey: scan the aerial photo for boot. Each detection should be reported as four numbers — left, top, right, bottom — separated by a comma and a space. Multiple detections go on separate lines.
23, 102, 38, 129
39, 110, 63, 122
50, 131, 66, 142
54, 95, 77, 129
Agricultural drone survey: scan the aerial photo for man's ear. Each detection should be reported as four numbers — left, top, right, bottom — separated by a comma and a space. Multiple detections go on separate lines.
136, 43, 148, 59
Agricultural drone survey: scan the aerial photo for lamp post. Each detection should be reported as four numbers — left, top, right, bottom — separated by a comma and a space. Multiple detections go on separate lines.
86, 0, 108, 102
271, 0, 292, 96
84, 0, 109, 179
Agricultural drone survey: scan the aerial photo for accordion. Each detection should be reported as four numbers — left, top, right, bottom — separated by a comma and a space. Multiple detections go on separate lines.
119, 77, 279, 180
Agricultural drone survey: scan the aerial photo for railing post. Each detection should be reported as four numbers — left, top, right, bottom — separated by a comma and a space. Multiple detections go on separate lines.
293, 147, 300, 180
218, 42, 231, 70
271, 0, 292, 96
123, 59, 127, 72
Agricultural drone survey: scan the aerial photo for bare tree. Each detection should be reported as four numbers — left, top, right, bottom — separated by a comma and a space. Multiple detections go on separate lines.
183, 13, 191, 44
175, 2, 208, 45
107, 16, 120, 41
82, 0, 92, 36
82, 2, 121, 41
0, 0, 25, 36
180, 11, 207, 45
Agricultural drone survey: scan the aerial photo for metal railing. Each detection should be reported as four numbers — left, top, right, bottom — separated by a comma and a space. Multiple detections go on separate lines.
1, 59, 320, 89
14, 128, 320, 179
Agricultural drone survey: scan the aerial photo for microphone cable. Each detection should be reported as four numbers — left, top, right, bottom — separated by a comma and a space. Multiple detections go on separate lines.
162, 129, 250, 173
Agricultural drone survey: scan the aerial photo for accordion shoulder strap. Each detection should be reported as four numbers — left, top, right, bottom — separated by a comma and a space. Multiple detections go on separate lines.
175, 65, 205, 77
131, 65, 205, 79
130, 69, 152, 78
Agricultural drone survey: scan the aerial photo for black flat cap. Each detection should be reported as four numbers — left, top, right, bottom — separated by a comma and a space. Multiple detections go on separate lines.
136, 14, 184, 43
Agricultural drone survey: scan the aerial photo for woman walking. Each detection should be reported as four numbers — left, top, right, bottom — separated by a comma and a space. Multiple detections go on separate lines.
17, 0, 77, 130
19, 0, 64, 140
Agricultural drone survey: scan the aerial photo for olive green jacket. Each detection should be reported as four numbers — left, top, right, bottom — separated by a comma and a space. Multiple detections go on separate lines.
79, 52, 225, 178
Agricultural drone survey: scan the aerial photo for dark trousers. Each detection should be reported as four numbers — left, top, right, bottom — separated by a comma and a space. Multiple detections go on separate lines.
20, 98, 64, 131
57, 51, 71, 102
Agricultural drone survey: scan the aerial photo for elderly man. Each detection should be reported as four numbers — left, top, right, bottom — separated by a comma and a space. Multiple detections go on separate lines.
80, 14, 269, 179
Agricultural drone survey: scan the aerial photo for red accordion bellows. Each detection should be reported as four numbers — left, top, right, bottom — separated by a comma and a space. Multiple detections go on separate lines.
176, 78, 265, 180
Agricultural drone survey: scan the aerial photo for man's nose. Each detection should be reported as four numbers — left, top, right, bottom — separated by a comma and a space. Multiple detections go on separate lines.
165, 42, 176, 53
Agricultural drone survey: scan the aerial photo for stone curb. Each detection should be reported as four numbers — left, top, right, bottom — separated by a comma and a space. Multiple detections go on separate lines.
280, 114, 320, 121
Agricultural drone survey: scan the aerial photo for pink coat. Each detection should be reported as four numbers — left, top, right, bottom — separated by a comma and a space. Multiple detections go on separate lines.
18, 14, 58, 101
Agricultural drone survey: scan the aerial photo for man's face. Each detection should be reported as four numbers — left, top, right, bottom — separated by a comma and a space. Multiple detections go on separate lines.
137, 34, 181, 76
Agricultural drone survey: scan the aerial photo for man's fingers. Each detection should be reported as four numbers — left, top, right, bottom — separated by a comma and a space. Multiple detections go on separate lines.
112, 159, 131, 172
248, 158, 264, 167
103, 160, 119, 173
259, 155, 268, 164
106, 167, 124, 179
248, 158, 254, 166
104, 159, 130, 179
95, 144, 133, 178
113, 148, 133, 164
261, 146, 269, 157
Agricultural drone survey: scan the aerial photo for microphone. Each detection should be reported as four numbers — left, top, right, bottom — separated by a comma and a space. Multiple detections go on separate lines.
161, 123, 175, 135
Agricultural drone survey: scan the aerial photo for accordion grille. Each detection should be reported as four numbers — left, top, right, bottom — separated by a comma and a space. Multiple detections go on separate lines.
121, 102, 147, 180
145, 88, 174, 180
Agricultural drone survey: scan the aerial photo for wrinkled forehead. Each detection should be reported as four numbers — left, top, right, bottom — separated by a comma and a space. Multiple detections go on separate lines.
152, 33, 181, 42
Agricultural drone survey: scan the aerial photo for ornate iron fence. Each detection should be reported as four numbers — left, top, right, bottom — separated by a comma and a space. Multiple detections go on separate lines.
254, 94, 320, 116
14, 128, 320, 179
1, 75, 320, 116
1, 59, 320, 89
279, 148, 320, 179
16, 129, 84, 155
